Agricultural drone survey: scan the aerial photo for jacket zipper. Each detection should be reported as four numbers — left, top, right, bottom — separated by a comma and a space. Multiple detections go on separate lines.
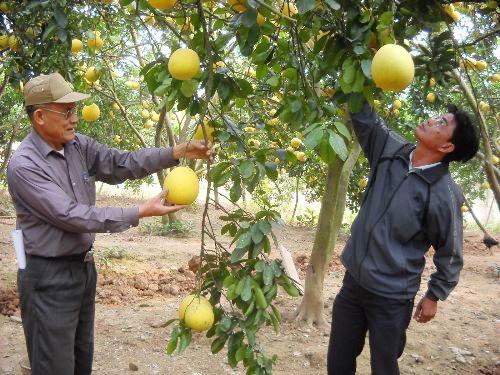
357, 166, 416, 282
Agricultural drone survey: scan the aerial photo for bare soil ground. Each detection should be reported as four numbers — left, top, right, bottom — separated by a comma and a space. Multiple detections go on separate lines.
0, 195, 499, 375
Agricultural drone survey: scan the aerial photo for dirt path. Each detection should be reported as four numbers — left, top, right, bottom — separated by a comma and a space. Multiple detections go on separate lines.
0, 196, 499, 374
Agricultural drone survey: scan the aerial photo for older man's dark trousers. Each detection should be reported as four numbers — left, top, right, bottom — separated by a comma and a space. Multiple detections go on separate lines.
18, 254, 97, 375
327, 272, 414, 375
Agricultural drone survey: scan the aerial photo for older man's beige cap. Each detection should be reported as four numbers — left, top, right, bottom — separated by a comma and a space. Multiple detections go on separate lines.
24, 72, 89, 106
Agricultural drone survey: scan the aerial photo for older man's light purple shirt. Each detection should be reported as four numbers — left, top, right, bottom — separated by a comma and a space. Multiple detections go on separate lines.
7, 130, 178, 257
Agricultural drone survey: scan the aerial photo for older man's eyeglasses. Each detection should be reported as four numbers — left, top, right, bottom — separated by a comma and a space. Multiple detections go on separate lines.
40, 106, 78, 120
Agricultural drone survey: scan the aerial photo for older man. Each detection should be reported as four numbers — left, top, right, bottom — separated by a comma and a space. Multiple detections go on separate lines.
7, 72, 212, 375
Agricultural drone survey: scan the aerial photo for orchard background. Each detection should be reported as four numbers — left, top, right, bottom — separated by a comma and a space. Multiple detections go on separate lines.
0, 0, 499, 374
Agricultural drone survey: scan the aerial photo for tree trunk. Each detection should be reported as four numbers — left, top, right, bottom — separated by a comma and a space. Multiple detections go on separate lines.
295, 140, 361, 327
0, 114, 24, 180
451, 69, 500, 210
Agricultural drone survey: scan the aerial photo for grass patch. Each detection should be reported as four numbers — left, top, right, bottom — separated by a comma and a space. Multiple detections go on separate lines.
139, 219, 194, 237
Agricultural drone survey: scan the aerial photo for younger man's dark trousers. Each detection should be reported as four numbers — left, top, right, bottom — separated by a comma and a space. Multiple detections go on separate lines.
327, 272, 414, 375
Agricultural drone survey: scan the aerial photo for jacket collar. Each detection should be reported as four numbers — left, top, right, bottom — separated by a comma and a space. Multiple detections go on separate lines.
391, 143, 450, 184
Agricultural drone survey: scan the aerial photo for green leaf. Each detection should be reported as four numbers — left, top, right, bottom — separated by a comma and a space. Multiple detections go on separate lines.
166, 336, 178, 355
254, 260, 265, 272
251, 226, 264, 244
53, 8, 68, 28
238, 24, 261, 56
353, 45, 366, 55
361, 59, 372, 79
351, 69, 365, 92
324, 0, 340, 10
343, 64, 356, 84
263, 265, 273, 285
235, 345, 247, 362
264, 162, 278, 181
42, 22, 57, 41
328, 131, 348, 161
281, 68, 297, 80
349, 92, 365, 113
235, 78, 254, 97
211, 162, 231, 187
214, 33, 233, 50
211, 335, 228, 354
266, 75, 280, 88
257, 220, 272, 235
219, 316, 232, 332
236, 231, 252, 248
180, 80, 198, 97
230, 180, 242, 201
379, 11, 393, 26
304, 128, 324, 149
256, 64, 268, 79
290, 99, 302, 113
334, 122, 351, 141
296, 0, 316, 14
178, 330, 192, 353
241, 278, 253, 301
231, 246, 248, 263
240, 160, 254, 179
57, 29, 68, 44
241, 9, 258, 27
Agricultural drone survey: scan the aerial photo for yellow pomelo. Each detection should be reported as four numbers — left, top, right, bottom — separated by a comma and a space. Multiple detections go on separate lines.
371, 44, 415, 92
393, 99, 402, 109
290, 137, 302, 148
475, 60, 487, 71
294, 151, 305, 161
179, 294, 211, 320
194, 122, 215, 142
71, 39, 83, 54
87, 31, 103, 50
182, 296, 214, 331
227, 0, 247, 13
0, 34, 8, 49
125, 80, 140, 90
163, 167, 200, 205
256, 13, 265, 26
280, 2, 298, 17
149, 0, 177, 10
82, 104, 101, 122
168, 48, 200, 81
0, 2, 8, 12
8, 35, 20, 50
426, 92, 436, 103
85, 67, 100, 82
492, 73, 500, 82
141, 109, 150, 119
151, 111, 160, 122
450, 11, 461, 22
359, 178, 368, 189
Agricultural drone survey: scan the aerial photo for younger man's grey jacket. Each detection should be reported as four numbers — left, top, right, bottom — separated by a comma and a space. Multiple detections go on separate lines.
340, 103, 464, 301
